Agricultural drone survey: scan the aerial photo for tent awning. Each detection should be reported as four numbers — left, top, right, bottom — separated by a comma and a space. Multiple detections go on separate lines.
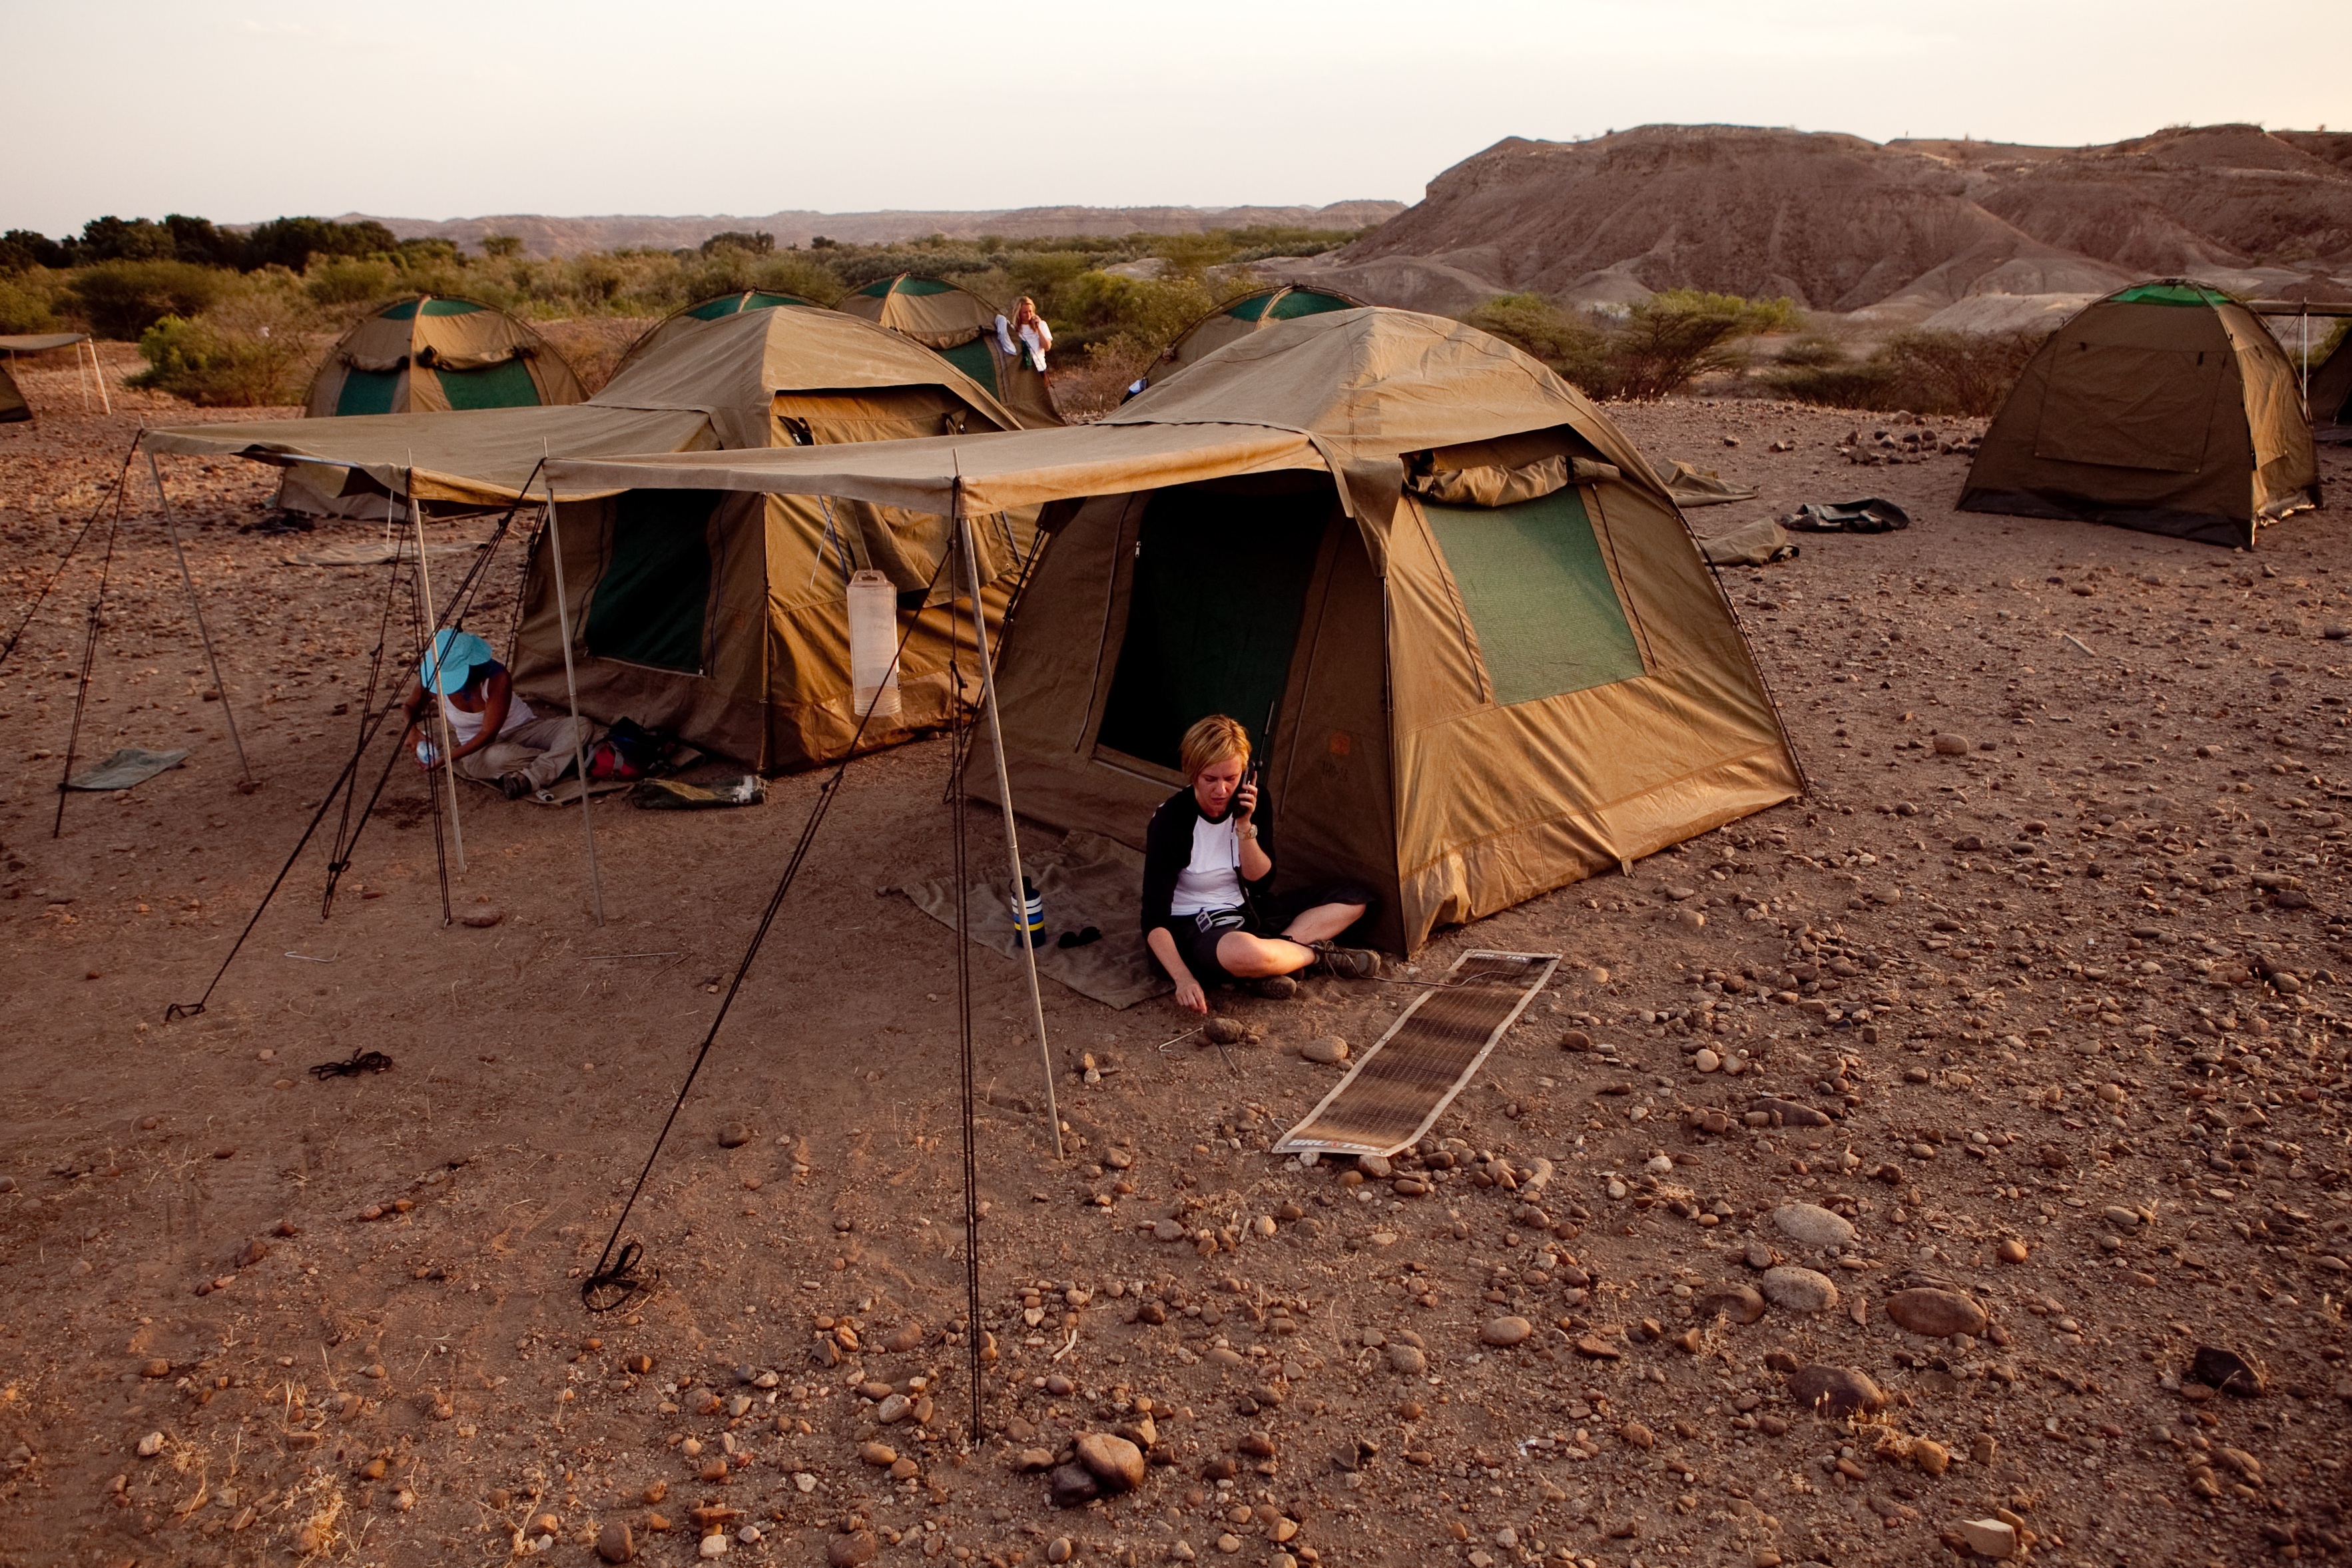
0, 334, 89, 352
142, 405, 719, 505
542, 421, 1330, 516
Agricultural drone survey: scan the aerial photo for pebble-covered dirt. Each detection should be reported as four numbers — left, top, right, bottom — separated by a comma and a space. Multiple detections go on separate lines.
3, 347, 2351, 1568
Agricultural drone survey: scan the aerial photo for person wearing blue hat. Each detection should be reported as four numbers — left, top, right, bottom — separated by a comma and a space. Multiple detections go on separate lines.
395, 629, 594, 801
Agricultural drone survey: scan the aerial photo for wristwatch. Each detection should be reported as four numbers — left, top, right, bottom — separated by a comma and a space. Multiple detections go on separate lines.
1238, 824, 1259, 841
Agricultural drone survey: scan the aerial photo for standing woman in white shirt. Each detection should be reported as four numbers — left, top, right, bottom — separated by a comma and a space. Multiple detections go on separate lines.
1141, 714, 1378, 1013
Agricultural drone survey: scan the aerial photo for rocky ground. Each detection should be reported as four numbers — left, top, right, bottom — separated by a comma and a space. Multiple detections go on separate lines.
1, 350, 2349, 1568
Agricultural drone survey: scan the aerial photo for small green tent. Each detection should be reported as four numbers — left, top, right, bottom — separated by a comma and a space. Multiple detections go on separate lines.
1142, 284, 1366, 390
1959, 280, 2319, 547
304, 295, 585, 417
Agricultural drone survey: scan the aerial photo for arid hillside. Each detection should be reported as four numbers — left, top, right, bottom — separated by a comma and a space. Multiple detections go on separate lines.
1289, 125, 2352, 319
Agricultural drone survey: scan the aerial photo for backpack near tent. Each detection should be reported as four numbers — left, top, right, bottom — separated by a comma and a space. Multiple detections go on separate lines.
1138, 283, 1366, 393
836, 274, 1062, 428
543, 308, 1803, 953
1958, 280, 2319, 548
144, 304, 1035, 772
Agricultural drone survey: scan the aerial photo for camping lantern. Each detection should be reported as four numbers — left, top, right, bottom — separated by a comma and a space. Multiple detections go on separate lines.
846, 569, 902, 718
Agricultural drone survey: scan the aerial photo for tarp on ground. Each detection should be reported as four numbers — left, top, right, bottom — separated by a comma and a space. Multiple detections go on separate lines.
551, 307, 1803, 951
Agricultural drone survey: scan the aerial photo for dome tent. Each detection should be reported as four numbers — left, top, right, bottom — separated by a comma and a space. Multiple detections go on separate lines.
1141, 283, 1366, 391
606, 290, 822, 384
541, 308, 1803, 953
1958, 280, 2319, 547
2310, 322, 2352, 443
835, 274, 1061, 428
145, 304, 1035, 772
304, 295, 585, 417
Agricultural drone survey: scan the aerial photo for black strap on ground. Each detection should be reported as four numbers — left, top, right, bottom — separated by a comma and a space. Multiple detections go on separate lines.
0, 445, 133, 673
581, 549, 952, 1314
51, 478, 128, 840
945, 553, 986, 1442
310, 1049, 393, 1079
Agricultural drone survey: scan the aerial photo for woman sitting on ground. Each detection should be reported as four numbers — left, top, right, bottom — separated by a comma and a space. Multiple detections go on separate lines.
1141, 714, 1379, 1013
395, 629, 593, 802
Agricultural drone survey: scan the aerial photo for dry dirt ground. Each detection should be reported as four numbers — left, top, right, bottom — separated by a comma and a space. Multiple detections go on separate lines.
2, 348, 2351, 1568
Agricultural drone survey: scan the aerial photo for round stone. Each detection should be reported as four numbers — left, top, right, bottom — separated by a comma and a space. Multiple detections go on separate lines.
1758, 1266, 1840, 1313
1996, 1238, 2029, 1264
1386, 1343, 1428, 1375
1478, 1316, 1534, 1348
1786, 1363, 1885, 1417
1693, 1049, 1721, 1073
1771, 1202, 1855, 1248
1886, 1287, 1988, 1339
1300, 1036, 1348, 1065
1073, 1431, 1146, 1493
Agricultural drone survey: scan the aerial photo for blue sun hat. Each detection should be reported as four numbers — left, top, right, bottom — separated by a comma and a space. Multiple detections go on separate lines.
422, 629, 495, 694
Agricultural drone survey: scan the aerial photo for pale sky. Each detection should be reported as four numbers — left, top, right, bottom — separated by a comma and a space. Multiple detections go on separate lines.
9, 0, 2349, 234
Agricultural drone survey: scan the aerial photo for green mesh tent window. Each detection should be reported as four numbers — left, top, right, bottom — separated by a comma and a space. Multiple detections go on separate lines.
436, 356, 541, 410
685, 291, 812, 320
1425, 487, 1643, 705
381, 298, 483, 320
860, 276, 954, 298
585, 490, 721, 674
1266, 289, 1355, 320
938, 336, 1002, 395
334, 368, 402, 416
2112, 282, 2235, 308
1096, 487, 1324, 772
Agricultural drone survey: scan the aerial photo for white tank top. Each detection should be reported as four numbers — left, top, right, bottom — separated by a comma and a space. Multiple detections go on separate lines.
440, 688, 534, 745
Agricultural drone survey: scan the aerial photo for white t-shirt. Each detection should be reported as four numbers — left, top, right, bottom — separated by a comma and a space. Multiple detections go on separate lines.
1170, 814, 1244, 916
440, 688, 534, 746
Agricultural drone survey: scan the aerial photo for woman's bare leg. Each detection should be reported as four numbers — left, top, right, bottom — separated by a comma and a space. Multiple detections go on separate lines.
1281, 902, 1366, 946
1212, 902, 1369, 979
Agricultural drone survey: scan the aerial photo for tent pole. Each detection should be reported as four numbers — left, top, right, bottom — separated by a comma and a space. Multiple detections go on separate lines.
541, 466, 605, 925
407, 468, 467, 876
146, 448, 252, 784
87, 340, 112, 416
954, 477, 1062, 1159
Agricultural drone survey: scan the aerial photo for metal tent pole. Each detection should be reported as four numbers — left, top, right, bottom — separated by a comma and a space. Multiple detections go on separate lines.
954, 477, 1061, 1159
406, 468, 466, 876
87, 340, 112, 415
145, 449, 252, 784
541, 466, 605, 925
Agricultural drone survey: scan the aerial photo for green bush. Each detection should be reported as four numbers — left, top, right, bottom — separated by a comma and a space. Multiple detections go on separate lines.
1763, 327, 2047, 417
1465, 288, 1797, 400
130, 282, 316, 406
0, 270, 67, 334
306, 255, 404, 307
67, 259, 230, 339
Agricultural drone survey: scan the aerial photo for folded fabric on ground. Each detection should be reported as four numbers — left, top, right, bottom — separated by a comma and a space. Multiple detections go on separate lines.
884, 830, 1170, 1010
65, 747, 188, 791
1698, 517, 1799, 566
1781, 498, 1911, 533
632, 775, 765, 810
287, 539, 476, 567
1653, 459, 1759, 507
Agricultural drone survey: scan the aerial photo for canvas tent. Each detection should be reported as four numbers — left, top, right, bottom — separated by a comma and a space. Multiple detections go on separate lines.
1958, 280, 2319, 548
145, 304, 1035, 772
545, 308, 1803, 953
607, 291, 822, 384
836, 275, 1062, 428
2312, 324, 2352, 443
1141, 284, 1366, 391
304, 295, 585, 417
1, 333, 107, 423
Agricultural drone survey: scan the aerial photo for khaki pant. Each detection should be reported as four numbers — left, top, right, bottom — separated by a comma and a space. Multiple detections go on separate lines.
452, 715, 595, 794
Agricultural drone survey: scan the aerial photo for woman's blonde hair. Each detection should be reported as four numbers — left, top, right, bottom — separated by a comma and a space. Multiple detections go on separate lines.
1180, 714, 1251, 781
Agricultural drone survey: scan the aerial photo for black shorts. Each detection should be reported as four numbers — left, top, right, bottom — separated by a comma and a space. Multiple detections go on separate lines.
1159, 880, 1377, 987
